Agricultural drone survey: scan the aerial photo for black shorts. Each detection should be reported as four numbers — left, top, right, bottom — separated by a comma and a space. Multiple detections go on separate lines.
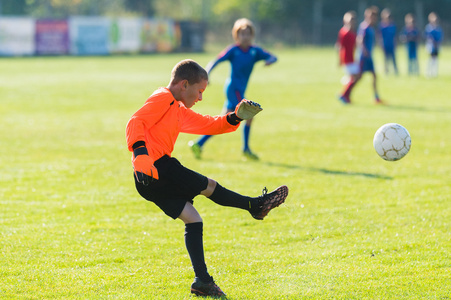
134, 155, 208, 219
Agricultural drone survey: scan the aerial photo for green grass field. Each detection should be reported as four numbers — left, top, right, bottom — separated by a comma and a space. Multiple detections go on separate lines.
1, 47, 450, 299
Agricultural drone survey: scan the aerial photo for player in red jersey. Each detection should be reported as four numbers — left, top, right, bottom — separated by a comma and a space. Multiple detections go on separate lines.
126, 59, 288, 297
336, 11, 358, 104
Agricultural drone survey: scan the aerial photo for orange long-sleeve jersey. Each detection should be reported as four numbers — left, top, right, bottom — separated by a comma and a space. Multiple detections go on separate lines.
126, 87, 240, 163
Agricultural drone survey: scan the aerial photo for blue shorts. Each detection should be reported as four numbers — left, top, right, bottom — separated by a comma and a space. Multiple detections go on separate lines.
134, 155, 208, 219
359, 56, 375, 73
224, 81, 244, 110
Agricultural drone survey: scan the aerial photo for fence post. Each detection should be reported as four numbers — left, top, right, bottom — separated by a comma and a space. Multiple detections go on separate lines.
313, 0, 323, 44
414, 0, 425, 30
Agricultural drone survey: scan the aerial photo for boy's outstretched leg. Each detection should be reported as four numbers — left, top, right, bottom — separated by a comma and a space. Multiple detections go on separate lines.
208, 181, 289, 220
250, 185, 289, 220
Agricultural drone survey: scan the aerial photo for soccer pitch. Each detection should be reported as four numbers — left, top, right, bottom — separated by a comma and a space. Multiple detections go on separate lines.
1, 47, 450, 299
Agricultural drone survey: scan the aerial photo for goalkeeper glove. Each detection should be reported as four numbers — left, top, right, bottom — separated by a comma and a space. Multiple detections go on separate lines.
132, 145, 159, 185
235, 99, 263, 120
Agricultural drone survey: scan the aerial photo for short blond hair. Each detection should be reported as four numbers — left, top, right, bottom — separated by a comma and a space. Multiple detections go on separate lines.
343, 11, 356, 24
232, 18, 255, 41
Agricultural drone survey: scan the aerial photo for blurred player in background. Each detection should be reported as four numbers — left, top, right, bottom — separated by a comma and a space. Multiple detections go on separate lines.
424, 12, 443, 78
399, 13, 420, 75
357, 6, 382, 103
337, 6, 382, 104
336, 11, 358, 104
189, 18, 277, 160
379, 8, 398, 75
126, 59, 288, 297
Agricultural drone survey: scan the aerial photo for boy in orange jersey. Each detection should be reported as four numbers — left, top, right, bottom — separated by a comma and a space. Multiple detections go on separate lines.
126, 59, 288, 297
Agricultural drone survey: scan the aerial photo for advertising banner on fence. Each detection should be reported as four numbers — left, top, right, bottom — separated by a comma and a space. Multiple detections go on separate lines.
140, 18, 178, 53
69, 16, 110, 55
35, 19, 69, 55
110, 18, 142, 54
0, 17, 35, 56
0, 16, 200, 56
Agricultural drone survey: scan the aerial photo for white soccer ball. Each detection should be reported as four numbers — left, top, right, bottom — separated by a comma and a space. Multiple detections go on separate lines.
373, 123, 411, 161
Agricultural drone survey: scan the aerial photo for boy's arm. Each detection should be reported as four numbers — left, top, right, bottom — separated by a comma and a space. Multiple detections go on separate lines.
180, 109, 240, 135
358, 29, 369, 57
335, 30, 342, 51
180, 100, 262, 135
131, 142, 159, 185
336, 31, 344, 65
206, 46, 233, 74
264, 54, 277, 66
256, 47, 277, 66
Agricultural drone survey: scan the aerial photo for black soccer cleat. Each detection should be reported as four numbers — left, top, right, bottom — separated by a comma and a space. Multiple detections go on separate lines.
251, 185, 289, 220
190, 277, 226, 298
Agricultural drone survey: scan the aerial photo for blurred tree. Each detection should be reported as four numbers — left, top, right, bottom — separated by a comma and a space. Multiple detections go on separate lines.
124, 0, 154, 16
23, 0, 125, 17
0, 0, 26, 15
153, 0, 204, 20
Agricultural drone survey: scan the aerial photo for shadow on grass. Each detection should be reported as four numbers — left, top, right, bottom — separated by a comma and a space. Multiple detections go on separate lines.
263, 161, 393, 180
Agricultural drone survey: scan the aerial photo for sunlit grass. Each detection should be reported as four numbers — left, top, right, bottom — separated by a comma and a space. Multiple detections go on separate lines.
1, 47, 450, 299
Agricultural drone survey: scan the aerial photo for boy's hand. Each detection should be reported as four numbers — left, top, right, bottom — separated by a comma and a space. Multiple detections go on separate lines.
133, 155, 159, 185
235, 100, 263, 120
132, 146, 159, 185
264, 56, 277, 66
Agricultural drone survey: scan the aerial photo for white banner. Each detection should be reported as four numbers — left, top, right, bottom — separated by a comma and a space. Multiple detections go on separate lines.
110, 18, 142, 54
0, 17, 35, 56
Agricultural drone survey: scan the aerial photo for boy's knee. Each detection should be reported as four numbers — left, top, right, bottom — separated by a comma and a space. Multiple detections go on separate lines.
200, 178, 217, 197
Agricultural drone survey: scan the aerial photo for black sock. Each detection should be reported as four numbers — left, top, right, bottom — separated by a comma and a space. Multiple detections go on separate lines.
184, 222, 212, 283
208, 183, 257, 211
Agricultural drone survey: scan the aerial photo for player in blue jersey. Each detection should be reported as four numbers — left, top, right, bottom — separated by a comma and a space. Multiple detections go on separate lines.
357, 6, 382, 103
342, 6, 382, 104
425, 12, 443, 78
379, 8, 398, 75
400, 13, 420, 75
189, 18, 277, 160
